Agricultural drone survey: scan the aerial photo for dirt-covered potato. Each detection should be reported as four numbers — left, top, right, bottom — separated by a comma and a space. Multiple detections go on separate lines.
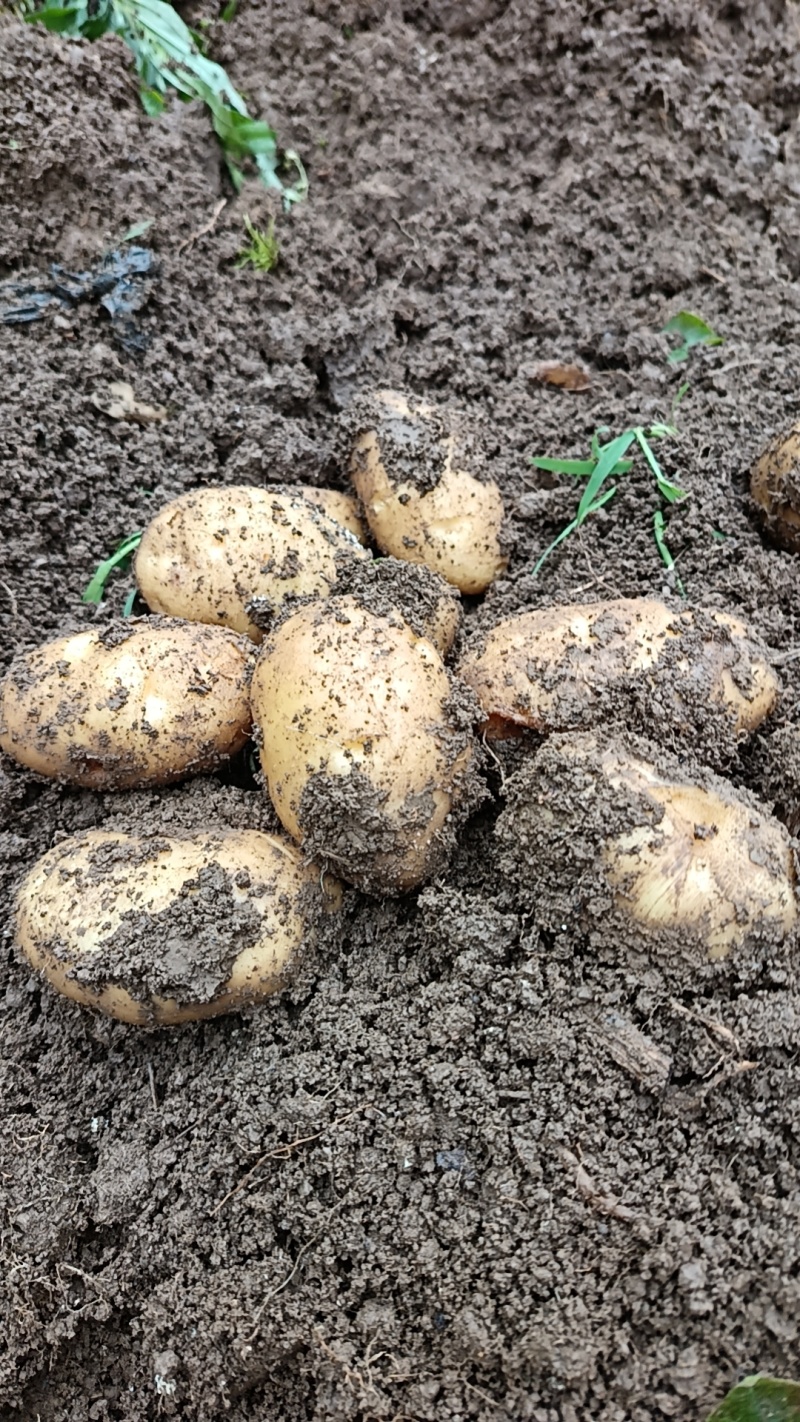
459, 597, 778, 744
751, 422, 800, 552
331, 552, 462, 657
292, 485, 370, 545
346, 389, 507, 594
0, 619, 252, 789
15, 828, 341, 1025
135, 486, 369, 641
496, 732, 797, 961
251, 595, 480, 893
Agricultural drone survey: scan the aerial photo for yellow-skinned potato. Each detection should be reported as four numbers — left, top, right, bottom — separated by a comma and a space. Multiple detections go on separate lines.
292, 485, 370, 545
751, 422, 800, 552
15, 829, 341, 1025
459, 597, 778, 741
0, 619, 252, 789
496, 733, 797, 961
348, 390, 507, 594
135, 486, 369, 641
251, 596, 478, 893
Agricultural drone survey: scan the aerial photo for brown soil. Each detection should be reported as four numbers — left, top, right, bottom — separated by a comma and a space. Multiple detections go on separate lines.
3, 2, 800, 1418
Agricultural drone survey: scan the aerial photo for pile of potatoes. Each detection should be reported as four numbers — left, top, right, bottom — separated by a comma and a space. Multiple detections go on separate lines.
1, 389, 797, 1026
1, 392, 504, 1025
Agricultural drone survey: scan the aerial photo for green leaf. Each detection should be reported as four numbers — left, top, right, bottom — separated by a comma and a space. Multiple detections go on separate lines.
532, 486, 618, 579
653, 510, 686, 596
576, 431, 635, 525
25, 4, 87, 33
663, 310, 723, 364
706, 1375, 800, 1422
120, 217, 155, 241
82, 532, 143, 605
530, 456, 634, 477
140, 87, 167, 115
122, 586, 138, 617
634, 429, 687, 504
220, 0, 238, 19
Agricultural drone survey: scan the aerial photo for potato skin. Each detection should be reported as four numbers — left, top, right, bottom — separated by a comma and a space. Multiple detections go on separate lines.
251, 595, 478, 893
496, 732, 797, 961
292, 486, 370, 545
459, 597, 778, 741
348, 390, 507, 595
135, 486, 368, 641
750, 422, 800, 553
15, 829, 341, 1025
0, 619, 252, 789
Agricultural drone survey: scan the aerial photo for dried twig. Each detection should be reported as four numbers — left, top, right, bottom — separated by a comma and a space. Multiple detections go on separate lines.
177, 198, 227, 255
214, 1105, 372, 1214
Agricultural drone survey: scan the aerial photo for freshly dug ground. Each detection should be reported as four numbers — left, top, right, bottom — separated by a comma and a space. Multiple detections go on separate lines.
3, 2, 800, 1418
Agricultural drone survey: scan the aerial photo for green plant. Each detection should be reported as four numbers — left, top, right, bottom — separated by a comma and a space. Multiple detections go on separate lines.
529, 423, 686, 588
236, 215, 280, 272
82, 532, 142, 605
24, 0, 306, 204
706, 1374, 800, 1422
663, 309, 723, 364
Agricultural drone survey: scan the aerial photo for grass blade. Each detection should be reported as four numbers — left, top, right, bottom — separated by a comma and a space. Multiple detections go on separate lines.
635, 429, 686, 503
82, 532, 143, 605
653, 511, 685, 596
576, 431, 635, 524
530, 455, 634, 477
533, 486, 618, 578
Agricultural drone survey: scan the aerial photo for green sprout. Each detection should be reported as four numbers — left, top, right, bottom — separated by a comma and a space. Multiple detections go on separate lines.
236, 215, 280, 272
663, 310, 723, 364
529, 423, 687, 585
82, 532, 143, 605
24, 0, 306, 205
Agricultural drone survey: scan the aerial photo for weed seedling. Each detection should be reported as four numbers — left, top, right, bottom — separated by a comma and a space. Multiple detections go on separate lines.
236, 216, 280, 272
25, 0, 306, 205
530, 422, 686, 588
663, 310, 723, 364
82, 532, 143, 605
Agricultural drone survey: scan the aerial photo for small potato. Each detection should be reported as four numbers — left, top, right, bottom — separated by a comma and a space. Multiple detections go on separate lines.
751, 422, 800, 552
251, 595, 479, 893
496, 732, 797, 960
459, 597, 778, 743
0, 619, 253, 789
135, 486, 369, 641
15, 829, 341, 1025
347, 389, 507, 594
290, 485, 370, 545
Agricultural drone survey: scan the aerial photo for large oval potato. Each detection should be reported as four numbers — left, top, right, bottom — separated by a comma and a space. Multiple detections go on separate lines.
251, 596, 479, 893
347, 389, 507, 595
459, 597, 778, 742
0, 619, 253, 789
751, 421, 800, 552
135, 486, 369, 641
15, 828, 341, 1025
496, 732, 797, 961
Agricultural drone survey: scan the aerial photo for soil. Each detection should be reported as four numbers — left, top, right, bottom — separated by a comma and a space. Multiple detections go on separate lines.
3, 1, 800, 1418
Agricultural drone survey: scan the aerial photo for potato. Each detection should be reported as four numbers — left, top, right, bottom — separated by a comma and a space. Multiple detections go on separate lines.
751, 421, 800, 553
458, 597, 778, 743
291, 485, 370, 545
135, 486, 369, 641
251, 595, 479, 893
496, 732, 797, 961
15, 828, 341, 1025
0, 619, 252, 790
331, 553, 462, 657
347, 389, 507, 594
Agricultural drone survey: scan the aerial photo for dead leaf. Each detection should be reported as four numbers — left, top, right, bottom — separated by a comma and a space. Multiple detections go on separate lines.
530, 361, 591, 392
91, 381, 167, 424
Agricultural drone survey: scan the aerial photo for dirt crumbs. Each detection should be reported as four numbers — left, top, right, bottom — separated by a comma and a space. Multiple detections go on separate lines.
3, 1, 800, 1419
